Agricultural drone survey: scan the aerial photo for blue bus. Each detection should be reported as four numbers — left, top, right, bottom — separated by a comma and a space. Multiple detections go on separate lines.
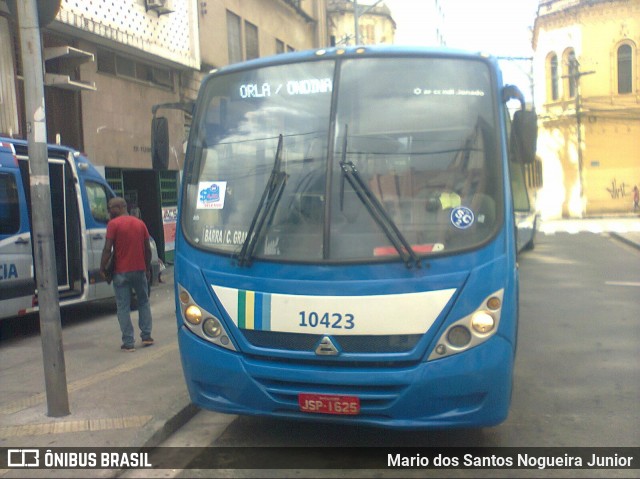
169, 46, 537, 428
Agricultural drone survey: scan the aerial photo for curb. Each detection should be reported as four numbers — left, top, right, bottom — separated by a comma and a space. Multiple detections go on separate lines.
610, 232, 640, 251
111, 403, 200, 478
142, 403, 201, 449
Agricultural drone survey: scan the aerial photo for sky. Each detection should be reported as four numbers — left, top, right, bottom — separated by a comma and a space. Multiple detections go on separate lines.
369, 0, 541, 99
382, 0, 539, 56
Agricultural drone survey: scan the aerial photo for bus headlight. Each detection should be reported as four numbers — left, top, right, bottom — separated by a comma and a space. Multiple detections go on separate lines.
184, 305, 203, 325
447, 325, 471, 347
178, 284, 236, 351
179, 290, 190, 304
428, 289, 504, 361
486, 296, 501, 311
471, 311, 495, 334
203, 317, 222, 338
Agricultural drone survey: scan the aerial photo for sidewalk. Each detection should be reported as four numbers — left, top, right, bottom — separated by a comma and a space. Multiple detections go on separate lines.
0, 267, 234, 478
538, 216, 640, 250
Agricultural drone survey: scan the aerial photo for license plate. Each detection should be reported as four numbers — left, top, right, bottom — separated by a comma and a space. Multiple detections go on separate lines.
298, 393, 360, 415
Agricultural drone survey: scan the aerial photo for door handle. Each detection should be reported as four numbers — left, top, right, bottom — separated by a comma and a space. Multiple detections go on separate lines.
92, 234, 104, 240
14, 237, 30, 245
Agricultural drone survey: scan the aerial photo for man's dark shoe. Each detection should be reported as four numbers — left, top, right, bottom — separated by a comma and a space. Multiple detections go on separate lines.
121, 344, 135, 352
141, 338, 154, 347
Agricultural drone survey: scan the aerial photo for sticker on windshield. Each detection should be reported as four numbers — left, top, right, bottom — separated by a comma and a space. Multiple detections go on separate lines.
197, 181, 227, 209
202, 226, 248, 246
413, 88, 485, 97
450, 206, 475, 229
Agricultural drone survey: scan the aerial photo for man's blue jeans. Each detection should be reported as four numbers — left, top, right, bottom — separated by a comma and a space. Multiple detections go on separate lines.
113, 271, 152, 347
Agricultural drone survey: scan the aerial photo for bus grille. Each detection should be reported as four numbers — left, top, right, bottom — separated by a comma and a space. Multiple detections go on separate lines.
254, 377, 408, 411
241, 330, 422, 354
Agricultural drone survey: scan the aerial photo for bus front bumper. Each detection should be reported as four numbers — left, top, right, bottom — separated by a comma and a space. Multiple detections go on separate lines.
178, 326, 514, 429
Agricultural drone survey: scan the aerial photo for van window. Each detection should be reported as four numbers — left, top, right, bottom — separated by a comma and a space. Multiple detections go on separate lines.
86, 180, 110, 223
0, 173, 20, 235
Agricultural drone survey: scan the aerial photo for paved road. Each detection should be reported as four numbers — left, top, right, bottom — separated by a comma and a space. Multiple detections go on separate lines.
125, 228, 640, 478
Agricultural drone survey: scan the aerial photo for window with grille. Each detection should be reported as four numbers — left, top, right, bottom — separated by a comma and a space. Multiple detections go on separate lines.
617, 44, 633, 94
97, 49, 173, 89
245, 21, 259, 60
548, 53, 559, 101
226, 11, 242, 64
565, 49, 577, 98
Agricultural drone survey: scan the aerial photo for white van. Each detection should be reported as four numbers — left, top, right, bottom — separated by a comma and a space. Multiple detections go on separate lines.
0, 137, 159, 320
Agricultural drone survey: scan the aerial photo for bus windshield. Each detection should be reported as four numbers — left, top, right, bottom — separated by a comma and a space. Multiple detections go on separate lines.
183, 55, 502, 263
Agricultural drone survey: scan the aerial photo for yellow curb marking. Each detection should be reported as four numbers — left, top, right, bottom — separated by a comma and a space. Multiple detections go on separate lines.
0, 343, 177, 415
0, 415, 152, 438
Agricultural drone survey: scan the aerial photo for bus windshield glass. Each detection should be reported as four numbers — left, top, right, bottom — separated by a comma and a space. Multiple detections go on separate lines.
183, 55, 502, 263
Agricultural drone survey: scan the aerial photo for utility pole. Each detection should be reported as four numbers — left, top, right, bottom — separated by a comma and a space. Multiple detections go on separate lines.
564, 56, 595, 217
16, 0, 70, 417
353, 0, 360, 45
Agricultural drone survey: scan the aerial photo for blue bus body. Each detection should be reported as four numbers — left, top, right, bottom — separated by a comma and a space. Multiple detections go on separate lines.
174, 46, 524, 428
513, 165, 540, 253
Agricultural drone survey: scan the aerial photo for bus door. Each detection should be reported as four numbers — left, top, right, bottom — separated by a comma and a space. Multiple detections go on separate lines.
49, 156, 83, 298
17, 155, 84, 300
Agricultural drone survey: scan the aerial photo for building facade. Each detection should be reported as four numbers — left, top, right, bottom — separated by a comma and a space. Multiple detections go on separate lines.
187, 0, 328, 115
326, 0, 395, 46
532, 0, 640, 218
0, 0, 328, 260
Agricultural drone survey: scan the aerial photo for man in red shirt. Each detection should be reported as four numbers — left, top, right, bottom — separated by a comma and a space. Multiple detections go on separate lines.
100, 197, 154, 351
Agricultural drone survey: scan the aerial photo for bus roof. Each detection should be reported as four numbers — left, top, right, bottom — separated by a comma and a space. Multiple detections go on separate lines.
1, 136, 80, 159
0, 136, 103, 179
0, 139, 17, 169
206, 45, 499, 77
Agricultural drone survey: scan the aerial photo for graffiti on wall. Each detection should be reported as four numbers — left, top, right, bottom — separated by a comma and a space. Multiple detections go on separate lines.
605, 179, 630, 199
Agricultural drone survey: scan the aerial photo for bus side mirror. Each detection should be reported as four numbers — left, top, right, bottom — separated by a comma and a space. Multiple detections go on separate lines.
150, 101, 194, 170
151, 117, 169, 170
510, 109, 537, 164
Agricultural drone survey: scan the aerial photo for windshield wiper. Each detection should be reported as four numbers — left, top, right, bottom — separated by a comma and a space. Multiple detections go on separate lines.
237, 134, 288, 267
339, 156, 421, 269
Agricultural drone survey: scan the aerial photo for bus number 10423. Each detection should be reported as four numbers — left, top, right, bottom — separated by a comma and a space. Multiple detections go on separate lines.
298, 311, 355, 330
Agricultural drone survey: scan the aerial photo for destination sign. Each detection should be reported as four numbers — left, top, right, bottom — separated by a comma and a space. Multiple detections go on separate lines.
239, 78, 332, 99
